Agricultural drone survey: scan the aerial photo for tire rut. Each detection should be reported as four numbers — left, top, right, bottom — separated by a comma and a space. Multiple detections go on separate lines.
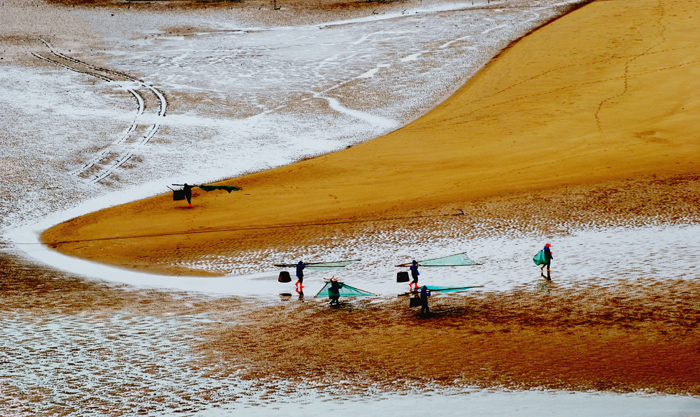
32, 39, 168, 185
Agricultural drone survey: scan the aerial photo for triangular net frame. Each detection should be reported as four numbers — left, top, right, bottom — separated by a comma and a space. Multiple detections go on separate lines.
424, 285, 481, 293
418, 252, 481, 267
305, 260, 360, 270
315, 282, 377, 298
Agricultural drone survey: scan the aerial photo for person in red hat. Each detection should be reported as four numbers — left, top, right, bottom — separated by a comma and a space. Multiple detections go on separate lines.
541, 243, 553, 280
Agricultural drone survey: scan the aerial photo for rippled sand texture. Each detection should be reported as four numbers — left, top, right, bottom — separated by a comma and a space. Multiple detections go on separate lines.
2, 254, 699, 417
196, 279, 700, 396
1, 0, 566, 231
41, 0, 700, 278
3, 0, 700, 415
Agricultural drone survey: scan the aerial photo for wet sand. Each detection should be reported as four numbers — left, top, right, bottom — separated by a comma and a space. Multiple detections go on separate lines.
11, 0, 700, 403
41, 0, 700, 277
196, 279, 700, 396
4, 258, 699, 397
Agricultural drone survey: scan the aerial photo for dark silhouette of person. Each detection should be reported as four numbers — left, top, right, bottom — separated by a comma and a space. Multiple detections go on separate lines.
329, 277, 343, 306
295, 261, 307, 290
420, 285, 431, 316
183, 183, 194, 208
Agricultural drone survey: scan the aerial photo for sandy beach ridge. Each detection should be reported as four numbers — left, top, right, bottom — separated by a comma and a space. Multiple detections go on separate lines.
41, 0, 700, 278
12, 0, 700, 401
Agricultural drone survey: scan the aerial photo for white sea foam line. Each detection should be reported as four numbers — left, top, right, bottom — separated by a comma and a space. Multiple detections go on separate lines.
6, 225, 282, 299
321, 96, 399, 129
3, 1, 696, 414
359, 63, 392, 77
8, 201, 700, 298
400, 52, 423, 62
187, 390, 700, 417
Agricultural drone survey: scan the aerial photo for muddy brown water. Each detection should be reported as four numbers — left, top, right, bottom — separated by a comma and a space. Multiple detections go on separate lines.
4, 244, 700, 415
0, 249, 248, 415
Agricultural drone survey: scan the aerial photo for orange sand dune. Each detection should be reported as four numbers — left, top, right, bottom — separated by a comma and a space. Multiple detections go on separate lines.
42, 0, 700, 275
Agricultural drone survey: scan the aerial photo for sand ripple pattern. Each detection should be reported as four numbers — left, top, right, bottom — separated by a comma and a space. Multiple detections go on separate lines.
0, 313, 249, 416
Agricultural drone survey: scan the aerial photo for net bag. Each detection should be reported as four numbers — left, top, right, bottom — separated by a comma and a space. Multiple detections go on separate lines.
172, 189, 185, 201
533, 250, 546, 265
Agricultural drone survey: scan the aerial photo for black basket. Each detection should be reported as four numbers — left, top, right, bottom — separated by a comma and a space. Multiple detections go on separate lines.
397, 271, 409, 283
278, 271, 291, 283
409, 296, 421, 307
172, 189, 186, 201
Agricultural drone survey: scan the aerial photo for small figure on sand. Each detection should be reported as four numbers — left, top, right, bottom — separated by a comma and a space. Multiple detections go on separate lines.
329, 277, 343, 306
409, 260, 421, 292
420, 285, 431, 316
183, 183, 195, 208
295, 260, 307, 290
541, 243, 553, 280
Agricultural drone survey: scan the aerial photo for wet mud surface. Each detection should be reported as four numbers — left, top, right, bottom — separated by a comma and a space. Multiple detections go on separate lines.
2, 0, 700, 414
3, 243, 700, 415
195, 279, 700, 396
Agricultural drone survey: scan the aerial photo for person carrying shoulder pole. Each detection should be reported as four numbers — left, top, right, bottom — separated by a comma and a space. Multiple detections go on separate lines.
183, 183, 195, 208
295, 260, 307, 290
329, 277, 343, 306
409, 260, 421, 292
172, 183, 199, 208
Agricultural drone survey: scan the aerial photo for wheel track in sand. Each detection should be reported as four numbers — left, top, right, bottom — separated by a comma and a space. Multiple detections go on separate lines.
32, 39, 167, 185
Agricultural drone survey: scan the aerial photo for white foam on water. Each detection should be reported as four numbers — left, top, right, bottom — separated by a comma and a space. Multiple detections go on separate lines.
3, 0, 698, 415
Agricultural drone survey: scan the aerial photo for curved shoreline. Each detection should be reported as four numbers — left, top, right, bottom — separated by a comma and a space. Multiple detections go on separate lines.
41, 0, 700, 278
4, 0, 700, 409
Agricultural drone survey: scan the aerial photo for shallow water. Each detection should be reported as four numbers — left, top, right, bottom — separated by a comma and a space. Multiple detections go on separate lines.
3, 247, 700, 416
0, 250, 260, 415
3, 0, 700, 414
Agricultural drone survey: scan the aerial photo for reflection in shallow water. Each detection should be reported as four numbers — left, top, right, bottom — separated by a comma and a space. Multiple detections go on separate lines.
0, 250, 228, 415
3, 249, 700, 416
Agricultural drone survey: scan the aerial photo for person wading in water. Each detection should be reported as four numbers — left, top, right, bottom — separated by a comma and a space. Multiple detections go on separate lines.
541, 243, 553, 280
409, 260, 421, 292
295, 261, 307, 290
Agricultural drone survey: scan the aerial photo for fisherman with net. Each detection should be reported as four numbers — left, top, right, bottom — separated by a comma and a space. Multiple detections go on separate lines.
329, 277, 343, 306
409, 260, 421, 292
420, 285, 431, 316
183, 183, 195, 208
541, 243, 553, 280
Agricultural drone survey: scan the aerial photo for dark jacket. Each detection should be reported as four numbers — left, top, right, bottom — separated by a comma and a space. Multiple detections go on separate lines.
420, 286, 430, 303
543, 246, 553, 262
329, 280, 343, 298
296, 262, 306, 278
